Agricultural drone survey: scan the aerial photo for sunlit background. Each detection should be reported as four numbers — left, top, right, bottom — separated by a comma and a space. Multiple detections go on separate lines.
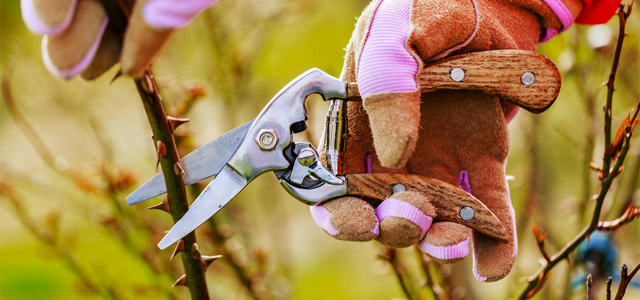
1, 0, 639, 299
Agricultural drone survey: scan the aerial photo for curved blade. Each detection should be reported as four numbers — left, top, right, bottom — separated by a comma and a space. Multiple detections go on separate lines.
126, 121, 253, 206
158, 164, 248, 249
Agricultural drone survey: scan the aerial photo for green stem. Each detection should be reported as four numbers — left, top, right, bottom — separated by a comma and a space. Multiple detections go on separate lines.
135, 72, 210, 300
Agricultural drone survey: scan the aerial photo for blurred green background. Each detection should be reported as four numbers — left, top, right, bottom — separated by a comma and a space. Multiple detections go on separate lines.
1, 0, 638, 299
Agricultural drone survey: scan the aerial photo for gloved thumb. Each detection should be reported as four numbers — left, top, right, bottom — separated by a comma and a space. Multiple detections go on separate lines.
120, 0, 218, 78
361, 91, 421, 168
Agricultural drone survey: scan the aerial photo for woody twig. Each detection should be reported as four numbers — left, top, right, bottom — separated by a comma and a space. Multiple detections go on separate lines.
135, 72, 211, 299
517, 5, 638, 299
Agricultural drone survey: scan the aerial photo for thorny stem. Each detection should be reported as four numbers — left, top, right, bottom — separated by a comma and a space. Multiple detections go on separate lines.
135, 72, 210, 299
517, 6, 637, 299
601, 5, 630, 178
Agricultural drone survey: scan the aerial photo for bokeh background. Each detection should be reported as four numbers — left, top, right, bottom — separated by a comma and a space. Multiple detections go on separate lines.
1, 0, 638, 299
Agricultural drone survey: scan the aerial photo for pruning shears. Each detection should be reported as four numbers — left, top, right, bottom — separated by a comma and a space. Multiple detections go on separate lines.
127, 50, 561, 250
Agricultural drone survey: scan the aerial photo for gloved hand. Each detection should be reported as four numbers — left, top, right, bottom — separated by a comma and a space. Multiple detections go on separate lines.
21, 0, 218, 79
311, 0, 618, 282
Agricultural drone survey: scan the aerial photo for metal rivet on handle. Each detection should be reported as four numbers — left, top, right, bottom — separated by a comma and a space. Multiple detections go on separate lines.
521, 72, 535, 86
450, 68, 465, 82
256, 129, 278, 150
392, 184, 406, 194
460, 206, 475, 221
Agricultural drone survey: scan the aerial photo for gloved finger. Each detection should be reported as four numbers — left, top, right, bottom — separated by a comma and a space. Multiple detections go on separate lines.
43, 0, 108, 79
375, 191, 434, 248
309, 197, 378, 242
80, 26, 121, 80
416, 167, 472, 262
417, 222, 471, 262
22, 0, 77, 35
465, 163, 516, 282
120, 0, 218, 78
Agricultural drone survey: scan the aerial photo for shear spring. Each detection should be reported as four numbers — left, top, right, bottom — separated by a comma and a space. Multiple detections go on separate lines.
323, 99, 345, 174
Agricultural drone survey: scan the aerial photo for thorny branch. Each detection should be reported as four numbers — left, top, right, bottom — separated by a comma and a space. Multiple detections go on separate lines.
517, 5, 638, 299
135, 72, 211, 299
612, 263, 640, 300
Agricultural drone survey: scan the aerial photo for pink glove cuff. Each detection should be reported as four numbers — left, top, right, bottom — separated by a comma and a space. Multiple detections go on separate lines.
143, 0, 219, 30
540, 0, 575, 42
41, 17, 108, 79
21, 0, 78, 35
418, 236, 470, 260
375, 198, 433, 238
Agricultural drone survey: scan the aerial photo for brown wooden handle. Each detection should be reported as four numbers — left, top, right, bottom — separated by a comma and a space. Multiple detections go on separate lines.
346, 173, 508, 243
346, 50, 561, 113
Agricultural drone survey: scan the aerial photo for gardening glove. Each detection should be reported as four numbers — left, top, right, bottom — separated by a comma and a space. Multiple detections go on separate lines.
311, 0, 619, 282
21, 0, 218, 79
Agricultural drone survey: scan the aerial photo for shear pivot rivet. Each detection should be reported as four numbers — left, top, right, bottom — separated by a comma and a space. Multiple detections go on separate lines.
450, 68, 465, 82
256, 129, 278, 150
521, 72, 535, 86
392, 184, 406, 194
460, 206, 475, 221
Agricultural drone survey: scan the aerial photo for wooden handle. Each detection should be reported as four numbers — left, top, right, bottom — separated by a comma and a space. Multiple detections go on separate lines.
346, 173, 508, 243
346, 50, 561, 113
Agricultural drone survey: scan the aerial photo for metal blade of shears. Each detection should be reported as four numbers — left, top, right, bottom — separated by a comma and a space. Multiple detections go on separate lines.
126, 120, 253, 206
158, 164, 248, 249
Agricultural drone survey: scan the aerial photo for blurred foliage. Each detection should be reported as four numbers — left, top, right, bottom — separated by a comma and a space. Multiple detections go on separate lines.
0, 0, 638, 299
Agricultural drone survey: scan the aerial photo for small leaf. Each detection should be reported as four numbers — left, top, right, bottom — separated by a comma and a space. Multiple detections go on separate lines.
604, 115, 638, 159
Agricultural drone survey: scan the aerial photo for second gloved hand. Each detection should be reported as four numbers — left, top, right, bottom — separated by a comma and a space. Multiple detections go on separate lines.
22, 0, 218, 79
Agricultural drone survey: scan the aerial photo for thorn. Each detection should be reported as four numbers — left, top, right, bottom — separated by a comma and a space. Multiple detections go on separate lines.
170, 239, 185, 260
156, 140, 167, 171
167, 116, 189, 132
202, 255, 223, 269
172, 274, 187, 287
142, 73, 156, 94
146, 197, 171, 214
191, 243, 202, 260
110, 69, 123, 85
174, 162, 185, 176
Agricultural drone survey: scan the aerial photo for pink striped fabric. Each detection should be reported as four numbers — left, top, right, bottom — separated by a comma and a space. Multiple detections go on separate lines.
21, 0, 78, 35
540, 0, 574, 42
310, 204, 339, 236
418, 236, 470, 260
41, 17, 108, 79
375, 198, 433, 238
357, 0, 418, 97
144, 0, 219, 29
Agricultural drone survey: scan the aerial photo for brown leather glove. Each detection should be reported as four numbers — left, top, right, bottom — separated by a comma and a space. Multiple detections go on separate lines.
311, 0, 585, 282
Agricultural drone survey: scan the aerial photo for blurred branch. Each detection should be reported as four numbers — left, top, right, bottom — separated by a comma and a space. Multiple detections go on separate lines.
517, 6, 638, 299
415, 247, 448, 300
0, 182, 121, 300
2, 69, 58, 172
134, 72, 210, 299
597, 204, 640, 231
613, 263, 640, 300
586, 274, 593, 300
380, 248, 416, 300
